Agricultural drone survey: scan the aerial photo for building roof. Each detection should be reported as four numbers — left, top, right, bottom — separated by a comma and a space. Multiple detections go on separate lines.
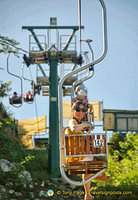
103, 109, 138, 114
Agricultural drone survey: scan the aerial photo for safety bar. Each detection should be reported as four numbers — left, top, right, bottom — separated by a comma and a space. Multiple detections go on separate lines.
58, 0, 107, 186
64, 132, 106, 137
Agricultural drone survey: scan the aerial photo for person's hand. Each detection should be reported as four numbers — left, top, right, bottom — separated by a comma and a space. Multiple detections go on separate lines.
82, 122, 92, 131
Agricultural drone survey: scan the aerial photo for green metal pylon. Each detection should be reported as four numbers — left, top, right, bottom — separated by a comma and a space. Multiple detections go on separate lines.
48, 48, 60, 177
22, 25, 84, 178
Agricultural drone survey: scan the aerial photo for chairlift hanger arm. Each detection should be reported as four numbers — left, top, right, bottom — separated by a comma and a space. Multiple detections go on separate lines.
78, 0, 82, 54
21, 62, 32, 82
59, 0, 107, 117
71, 41, 95, 103
71, 48, 94, 96
7, 53, 23, 108
7, 53, 23, 89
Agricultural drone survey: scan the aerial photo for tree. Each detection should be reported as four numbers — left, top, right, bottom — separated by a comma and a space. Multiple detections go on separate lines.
0, 36, 20, 97
0, 82, 12, 98
0, 35, 19, 55
108, 132, 124, 160
119, 132, 137, 160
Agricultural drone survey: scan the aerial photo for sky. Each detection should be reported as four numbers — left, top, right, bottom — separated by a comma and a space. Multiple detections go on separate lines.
0, 0, 138, 123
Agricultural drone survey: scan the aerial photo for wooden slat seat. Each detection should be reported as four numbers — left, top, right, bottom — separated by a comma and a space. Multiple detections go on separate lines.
65, 134, 107, 175
66, 161, 107, 175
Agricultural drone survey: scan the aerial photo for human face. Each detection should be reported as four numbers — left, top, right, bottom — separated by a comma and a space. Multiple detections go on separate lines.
73, 104, 85, 121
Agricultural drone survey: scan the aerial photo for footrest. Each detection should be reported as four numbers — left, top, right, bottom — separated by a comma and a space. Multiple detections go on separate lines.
67, 160, 106, 168
66, 160, 107, 175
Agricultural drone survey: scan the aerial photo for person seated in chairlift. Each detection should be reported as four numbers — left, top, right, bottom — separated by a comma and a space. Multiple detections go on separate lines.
24, 91, 33, 101
73, 84, 94, 122
65, 100, 94, 200
66, 101, 109, 199
10, 92, 21, 104
73, 84, 88, 103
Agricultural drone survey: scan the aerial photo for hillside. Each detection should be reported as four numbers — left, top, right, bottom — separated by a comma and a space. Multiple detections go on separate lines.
0, 102, 137, 200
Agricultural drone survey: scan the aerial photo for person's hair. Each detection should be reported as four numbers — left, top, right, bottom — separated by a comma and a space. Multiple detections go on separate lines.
13, 92, 17, 95
72, 100, 86, 111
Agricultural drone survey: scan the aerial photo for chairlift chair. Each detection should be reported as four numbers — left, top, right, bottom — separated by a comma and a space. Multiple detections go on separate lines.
22, 63, 40, 104
63, 123, 109, 178
9, 94, 22, 105
24, 93, 34, 103
58, 0, 108, 186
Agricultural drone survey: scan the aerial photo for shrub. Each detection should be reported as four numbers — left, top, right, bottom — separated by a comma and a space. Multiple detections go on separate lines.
108, 132, 124, 160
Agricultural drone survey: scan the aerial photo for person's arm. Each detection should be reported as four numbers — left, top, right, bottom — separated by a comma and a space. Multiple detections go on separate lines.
68, 119, 91, 134
88, 104, 93, 111
11, 96, 14, 104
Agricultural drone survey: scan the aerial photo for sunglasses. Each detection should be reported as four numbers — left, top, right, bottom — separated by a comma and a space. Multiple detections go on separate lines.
75, 107, 86, 112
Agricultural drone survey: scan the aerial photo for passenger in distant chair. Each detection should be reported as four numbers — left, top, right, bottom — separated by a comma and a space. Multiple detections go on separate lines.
24, 91, 33, 101
73, 84, 94, 122
65, 100, 94, 200
73, 84, 88, 103
11, 92, 21, 104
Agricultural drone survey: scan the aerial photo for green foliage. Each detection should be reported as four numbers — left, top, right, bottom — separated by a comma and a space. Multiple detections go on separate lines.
20, 154, 35, 166
22, 150, 49, 181
0, 102, 9, 119
0, 102, 49, 183
0, 35, 19, 55
107, 154, 137, 186
0, 81, 12, 97
0, 122, 2, 128
108, 132, 124, 160
0, 103, 16, 134
119, 132, 137, 159
0, 132, 27, 163
94, 132, 138, 199
0, 103, 26, 162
